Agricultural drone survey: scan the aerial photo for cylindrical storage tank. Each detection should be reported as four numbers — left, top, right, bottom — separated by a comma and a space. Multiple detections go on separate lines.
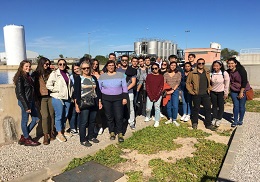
162, 42, 167, 60
166, 42, 170, 59
157, 41, 162, 58
134, 42, 141, 55
147, 41, 158, 55
169, 42, 172, 55
3, 25, 27, 65
210, 42, 221, 49
172, 44, 177, 55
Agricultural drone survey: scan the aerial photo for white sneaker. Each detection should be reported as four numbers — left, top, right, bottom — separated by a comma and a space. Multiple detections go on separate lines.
184, 115, 190, 122
98, 127, 103, 135
165, 119, 173, 124
180, 114, 187, 121
172, 120, 180, 127
215, 119, 221, 127
144, 117, 151, 122
212, 118, 217, 125
160, 113, 165, 118
154, 121, 160, 127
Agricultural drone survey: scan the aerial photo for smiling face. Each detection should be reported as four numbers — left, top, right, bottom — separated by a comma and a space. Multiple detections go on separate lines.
161, 61, 167, 69
227, 60, 237, 70
81, 62, 91, 76
213, 62, 221, 72
184, 64, 192, 72
151, 65, 159, 74
131, 58, 138, 67
73, 65, 81, 75
92, 60, 99, 70
107, 63, 116, 73
138, 59, 144, 67
58, 60, 66, 71
197, 60, 205, 69
23, 62, 31, 73
43, 61, 51, 70
169, 62, 177, 72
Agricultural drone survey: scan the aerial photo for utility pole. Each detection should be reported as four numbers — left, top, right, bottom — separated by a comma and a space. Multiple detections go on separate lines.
88, 32, 91, 57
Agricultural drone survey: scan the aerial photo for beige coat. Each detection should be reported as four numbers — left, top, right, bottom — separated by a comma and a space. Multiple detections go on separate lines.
186, 67, 212, 95
46, 69, 72, 100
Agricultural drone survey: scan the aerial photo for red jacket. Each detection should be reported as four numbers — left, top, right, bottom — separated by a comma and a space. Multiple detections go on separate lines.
162, 82, 172, 106
146, 74, 164, 102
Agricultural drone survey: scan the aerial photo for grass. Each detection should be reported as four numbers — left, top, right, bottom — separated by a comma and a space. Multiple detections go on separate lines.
216, 129, 233, 136
148, 139, 228, 182
119, 120, 210, 155
65, 121, 229, 181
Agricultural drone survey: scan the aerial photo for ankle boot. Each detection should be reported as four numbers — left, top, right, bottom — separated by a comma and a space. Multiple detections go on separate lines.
24, 137, 41, 146
18, 135, 26, 145
43, 134, 50, 145
118, 133, 124, 143
50, 131, 56, 141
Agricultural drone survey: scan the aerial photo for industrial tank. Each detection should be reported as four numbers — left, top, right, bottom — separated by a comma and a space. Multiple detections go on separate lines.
3, 25, 27, 65
169, 42, 172, 55
162, 42, 167, 60
147, 41, 158, 55
134, 42, 141, 55
172, 44, 177, 55
166, 42, 170, 58
210, 42, 221, 49
157, 41, 162, 58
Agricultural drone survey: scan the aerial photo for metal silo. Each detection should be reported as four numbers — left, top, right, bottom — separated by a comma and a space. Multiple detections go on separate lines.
169, 42, 172, 55
166, 42, 170, 59
3, 25, 27, 65
162, 42, 167, 60
134, 42, 141, 55
157, 41, 162, 58
148, 41, 158, 55
172, 43, 177, 55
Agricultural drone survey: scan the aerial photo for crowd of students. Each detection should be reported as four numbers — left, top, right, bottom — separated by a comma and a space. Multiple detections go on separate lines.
13, 53, 251, 146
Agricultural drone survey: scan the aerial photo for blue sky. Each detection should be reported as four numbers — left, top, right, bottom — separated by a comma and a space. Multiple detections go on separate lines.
0, 0, 259, 59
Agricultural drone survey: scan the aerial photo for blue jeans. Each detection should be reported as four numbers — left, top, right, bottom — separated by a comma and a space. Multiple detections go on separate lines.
167, 90, 179, 120
52, 98, 71, 132
69, 103, 80, 130
18, 100, 40, 138
181, 89, 192, 115
231, 92, 247, 124
146, 96, 162, 122
79, 109, 97, 142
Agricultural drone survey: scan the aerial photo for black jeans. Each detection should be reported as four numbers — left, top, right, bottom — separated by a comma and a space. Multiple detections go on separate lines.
210, 91, 224, 120
79, 108, 97, 142
102, 99, 124, 134
191, 94, 211, 126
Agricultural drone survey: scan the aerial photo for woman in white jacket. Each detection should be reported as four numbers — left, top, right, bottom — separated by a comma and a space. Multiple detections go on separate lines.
46, 59, 72, 142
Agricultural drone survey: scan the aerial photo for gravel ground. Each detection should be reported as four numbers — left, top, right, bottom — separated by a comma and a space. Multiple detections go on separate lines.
229, 112, 260, 181
0, 116, 151, 181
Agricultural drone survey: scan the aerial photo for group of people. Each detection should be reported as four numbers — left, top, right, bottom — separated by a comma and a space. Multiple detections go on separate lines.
13, 52, 251, 147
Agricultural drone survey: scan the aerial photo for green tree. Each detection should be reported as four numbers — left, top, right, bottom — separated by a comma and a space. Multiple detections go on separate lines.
59, 54, 64, 58
95, 55, 108, 64
221, 48, 238, 61
83, 54, 92, 59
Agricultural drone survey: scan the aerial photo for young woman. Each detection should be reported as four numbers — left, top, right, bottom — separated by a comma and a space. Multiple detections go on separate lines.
159, 60, 169, 75
164, 62, 181, 126
74, 61, 102, 147
91, 59, 104, 135
180, 62, 193, 122
68, 63, 81, 135
145, 63, 164, 127
98, 60, 128, 142
210, 60, 230, 127
32, 57, 55, 145
46, 59, 72, 142
14, 60, 40, 146
227, 58, 251, 127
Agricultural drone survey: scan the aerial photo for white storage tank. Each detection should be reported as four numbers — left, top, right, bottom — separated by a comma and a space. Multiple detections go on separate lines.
148, 41, 158, 55
210, 42, 221, 49
162, 42, 167, 60
3, 25, 27, 65
157, 41, 162, 58
134, 42, 141, 55
169, 42, 172, 55
172, 44, 177, 55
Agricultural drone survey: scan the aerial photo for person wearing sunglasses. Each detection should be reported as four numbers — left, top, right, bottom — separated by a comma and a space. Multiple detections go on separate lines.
160, 60, 168, 75
32, 57, 55, 145
46, 59, 73, 142
186, 58, 215, 131
145, 63, 164, 127
74, 61, 102, 147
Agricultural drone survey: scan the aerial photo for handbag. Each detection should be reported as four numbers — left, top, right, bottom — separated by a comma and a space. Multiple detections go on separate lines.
246, 88, 254, 100
161, 90, 167, 98
79, 78, 96, 110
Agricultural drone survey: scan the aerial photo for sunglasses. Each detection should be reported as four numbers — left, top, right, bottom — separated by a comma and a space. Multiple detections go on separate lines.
197, 63, 205, 65
162, 64, 167, 66
45, 63, 50, 66
152, 67, 158, 70
58, 63, 66, 66
82, 67, 90, 70
121, 59, 128, 62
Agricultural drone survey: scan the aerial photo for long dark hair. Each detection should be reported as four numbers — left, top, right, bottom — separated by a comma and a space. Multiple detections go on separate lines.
168, 62, 178, 73
13, 60, 31, 84
72, 62, 80, 75
227, 57, 244, 70
211, 60, 225, 73
90, 59, 100, 75
36, 57, 52, 78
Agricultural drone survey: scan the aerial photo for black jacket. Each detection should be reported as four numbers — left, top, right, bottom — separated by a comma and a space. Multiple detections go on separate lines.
15, 75, 35, 111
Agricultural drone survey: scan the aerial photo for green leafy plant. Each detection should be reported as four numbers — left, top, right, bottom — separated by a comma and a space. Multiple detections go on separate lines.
126, 171, 143, 182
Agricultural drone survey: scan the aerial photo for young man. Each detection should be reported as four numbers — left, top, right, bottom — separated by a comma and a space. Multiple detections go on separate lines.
188, 53, 197, 68
144, 56, 152, 74
117, 55, 137, 130
186, 58, 216, 131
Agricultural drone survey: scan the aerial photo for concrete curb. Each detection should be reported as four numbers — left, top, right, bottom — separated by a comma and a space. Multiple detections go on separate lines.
10, 121, 154, 182
217, 126, 243, 181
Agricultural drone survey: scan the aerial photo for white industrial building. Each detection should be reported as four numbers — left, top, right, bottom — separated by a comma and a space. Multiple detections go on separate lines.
0, 50, 39, 62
